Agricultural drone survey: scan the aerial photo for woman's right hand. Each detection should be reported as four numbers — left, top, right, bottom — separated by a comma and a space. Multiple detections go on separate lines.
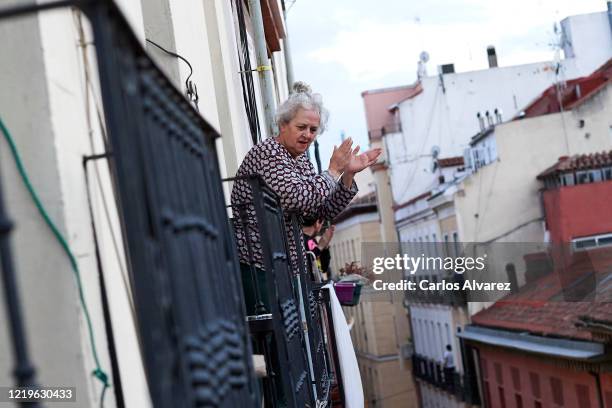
328, 138, 353, 178
318, 225, 335, 249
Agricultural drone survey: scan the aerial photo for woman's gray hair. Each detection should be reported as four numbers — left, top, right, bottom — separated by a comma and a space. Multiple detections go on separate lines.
275, 81, 329, 134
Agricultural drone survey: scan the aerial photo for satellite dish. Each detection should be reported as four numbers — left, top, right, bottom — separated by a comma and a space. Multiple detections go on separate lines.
419, 51, 430, 63
430, 145, 440, 159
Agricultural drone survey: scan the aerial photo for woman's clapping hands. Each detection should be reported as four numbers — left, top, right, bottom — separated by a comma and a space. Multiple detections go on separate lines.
328, 137, 382, 177
345, 145, 383, 174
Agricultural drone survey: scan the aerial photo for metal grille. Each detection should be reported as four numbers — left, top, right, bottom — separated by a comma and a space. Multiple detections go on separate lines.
83, 1, 258, 407
288, 216, 333, 402
245, 176, 314, 407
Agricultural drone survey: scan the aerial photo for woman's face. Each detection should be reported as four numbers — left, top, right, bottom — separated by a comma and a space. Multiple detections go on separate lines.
278, 108, 320, 157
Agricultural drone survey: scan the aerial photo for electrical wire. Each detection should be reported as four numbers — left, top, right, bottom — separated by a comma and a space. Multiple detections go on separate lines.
74, 10, 135, 313
231, 0, 262, 144
145, 38, 194, 92
0, 116, 110, 402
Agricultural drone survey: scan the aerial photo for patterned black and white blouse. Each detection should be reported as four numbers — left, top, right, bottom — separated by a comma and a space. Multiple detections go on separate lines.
231, 137, 357, 272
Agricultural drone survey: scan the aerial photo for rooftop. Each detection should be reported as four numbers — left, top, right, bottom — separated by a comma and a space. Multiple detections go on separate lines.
360, 82, 421, 97
472, 248, 612, 341
392, 191, 432, 212
518, 58, 612, 119
333, 191, 378, 224
537, 150, 612, 179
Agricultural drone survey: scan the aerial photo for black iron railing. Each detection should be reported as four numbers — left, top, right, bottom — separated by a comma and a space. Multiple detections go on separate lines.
226, 175, 343, 408
412, 353, 479, 404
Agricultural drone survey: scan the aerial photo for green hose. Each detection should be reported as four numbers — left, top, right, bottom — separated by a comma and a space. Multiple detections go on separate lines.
0, 116, 110, 403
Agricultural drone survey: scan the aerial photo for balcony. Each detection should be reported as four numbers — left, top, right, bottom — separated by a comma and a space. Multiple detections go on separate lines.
368, 122, 402, 140
411, 353, 480, 405
227, 175, 344, 407
0, 1, 344, 407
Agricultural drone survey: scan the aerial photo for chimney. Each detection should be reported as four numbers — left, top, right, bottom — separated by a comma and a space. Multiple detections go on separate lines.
487, 46, 498, 68
494, 108, 503, 124
485, 110, 493, 127
477, 112, 485, 131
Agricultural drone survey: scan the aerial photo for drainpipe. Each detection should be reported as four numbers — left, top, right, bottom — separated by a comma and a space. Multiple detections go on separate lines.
608, 2, 612, 40
248, 0, 278, 137
590, 371, 604, 408
281, 0, 295, 91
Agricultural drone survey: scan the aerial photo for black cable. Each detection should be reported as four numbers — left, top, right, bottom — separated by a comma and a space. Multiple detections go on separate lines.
83, 154, 126, 408
231, 0, 262, 144
145, 38, 193, 94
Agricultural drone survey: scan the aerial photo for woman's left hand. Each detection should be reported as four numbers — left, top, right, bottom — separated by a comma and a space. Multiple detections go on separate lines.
345, 146, 383, 174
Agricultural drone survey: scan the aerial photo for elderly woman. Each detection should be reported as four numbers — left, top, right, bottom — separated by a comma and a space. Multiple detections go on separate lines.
231, 82, 380, 313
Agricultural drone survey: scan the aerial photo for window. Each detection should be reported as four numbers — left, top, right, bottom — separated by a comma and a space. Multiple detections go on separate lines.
562, 173, 575, 186
481, 358, 488, 379
599, 235, 612, 246
483, 381, 492, 406
432, 233, 440, 258
573, 238, 597, 250
515, 394, 523, 408
576, 171, 591, 184
452, 232, 460, 256
550, 377, 563, 406
511, 367, 521, 390
529, 372, 540, 399
576, 384, 591, 408
498, 386, 506, 408
437, 323, 443, 358
593, 170, 603, 182
444, 234, 450, 257
494, 362, 503, 384
572, 233, 612, 251
605, 391, 612, 408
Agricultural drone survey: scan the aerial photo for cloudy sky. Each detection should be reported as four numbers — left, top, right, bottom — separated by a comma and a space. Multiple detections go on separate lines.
285, 0, 607, 167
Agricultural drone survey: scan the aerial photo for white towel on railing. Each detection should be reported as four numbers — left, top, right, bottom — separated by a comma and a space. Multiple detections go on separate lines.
323, 283, 364, 408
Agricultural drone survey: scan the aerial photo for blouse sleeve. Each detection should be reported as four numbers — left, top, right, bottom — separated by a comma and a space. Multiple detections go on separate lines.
301, 155, 358, 220
318, 175, 358, 220
257, 150, 350, 214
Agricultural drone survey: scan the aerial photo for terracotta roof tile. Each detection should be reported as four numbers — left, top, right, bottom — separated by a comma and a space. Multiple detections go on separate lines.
519, 58, 612, 119
472, 248, 612, 341
392, 191, 432, 211
332, 191, 378, 224
537, 150, 612, 179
